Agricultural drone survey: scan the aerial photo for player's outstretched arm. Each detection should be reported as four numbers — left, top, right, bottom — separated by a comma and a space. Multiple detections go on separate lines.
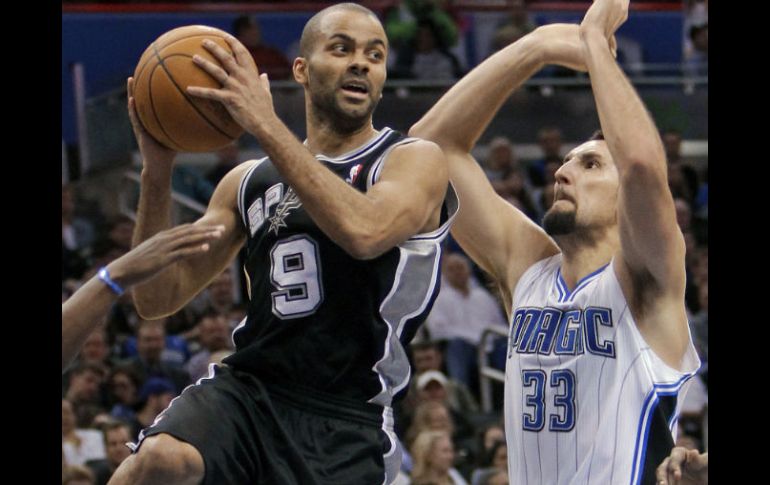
580, 1, 688, 338
62, 224, 223, 369
410, 24, 589, 291
186, 35, 447, 260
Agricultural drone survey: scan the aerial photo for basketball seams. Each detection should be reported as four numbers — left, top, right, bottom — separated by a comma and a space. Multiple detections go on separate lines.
152, 40, 241, 140
147, 63, 185, 152
134, 32, 227, 87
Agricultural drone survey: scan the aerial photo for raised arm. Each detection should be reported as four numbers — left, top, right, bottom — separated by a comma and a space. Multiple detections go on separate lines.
410, 24, 588, 293
580, 0, 690, 361
187, 36, 447, 260
126, 78, 248, 319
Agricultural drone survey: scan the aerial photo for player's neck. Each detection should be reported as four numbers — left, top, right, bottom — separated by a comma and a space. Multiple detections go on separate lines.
557, 231, 619, 290
305, 122, 378, 158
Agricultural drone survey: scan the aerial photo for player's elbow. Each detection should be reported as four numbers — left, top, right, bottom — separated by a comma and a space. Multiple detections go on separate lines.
132, 288, 178, 320
342, 229, 390, 260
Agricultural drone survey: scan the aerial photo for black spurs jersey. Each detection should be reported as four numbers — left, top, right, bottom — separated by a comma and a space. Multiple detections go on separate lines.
225, 128, 458, 410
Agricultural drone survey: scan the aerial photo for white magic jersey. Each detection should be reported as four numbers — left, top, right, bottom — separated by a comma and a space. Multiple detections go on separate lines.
504, 255, 700, 485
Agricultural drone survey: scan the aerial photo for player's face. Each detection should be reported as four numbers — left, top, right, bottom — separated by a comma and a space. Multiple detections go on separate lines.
302, 11, 387, 132
543, 140, 618, 237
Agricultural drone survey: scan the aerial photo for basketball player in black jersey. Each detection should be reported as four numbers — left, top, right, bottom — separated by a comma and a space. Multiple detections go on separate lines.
110, 3, 455, 485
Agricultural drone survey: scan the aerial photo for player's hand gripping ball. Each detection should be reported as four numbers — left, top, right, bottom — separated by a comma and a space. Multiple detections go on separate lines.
132, 25, 245, 152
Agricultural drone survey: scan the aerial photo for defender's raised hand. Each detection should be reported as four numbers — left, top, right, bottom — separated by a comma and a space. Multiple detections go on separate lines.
581, 0, 629, 40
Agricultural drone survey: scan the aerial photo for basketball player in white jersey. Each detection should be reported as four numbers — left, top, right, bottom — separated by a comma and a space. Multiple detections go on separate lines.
410, 1, 701, 484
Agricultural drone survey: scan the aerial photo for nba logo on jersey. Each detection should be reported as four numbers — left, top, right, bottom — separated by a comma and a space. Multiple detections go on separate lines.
346, 164, 363, 184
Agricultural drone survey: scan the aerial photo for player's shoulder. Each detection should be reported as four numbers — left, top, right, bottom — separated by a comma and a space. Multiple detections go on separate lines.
210, 158, 270, 206
218, 158, 266, 186
387, 138, 447, 173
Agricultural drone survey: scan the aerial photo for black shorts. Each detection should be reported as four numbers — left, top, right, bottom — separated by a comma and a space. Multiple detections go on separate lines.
135, 364, 393, 485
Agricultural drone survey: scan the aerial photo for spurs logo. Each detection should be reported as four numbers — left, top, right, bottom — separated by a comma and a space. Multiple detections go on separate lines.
268, 187, 303, 235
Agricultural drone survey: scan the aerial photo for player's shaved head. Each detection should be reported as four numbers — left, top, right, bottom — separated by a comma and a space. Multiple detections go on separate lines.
299, 3, 381, 58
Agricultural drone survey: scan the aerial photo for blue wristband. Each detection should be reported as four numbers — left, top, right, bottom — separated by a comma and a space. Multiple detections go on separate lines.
98, 267, 125, 296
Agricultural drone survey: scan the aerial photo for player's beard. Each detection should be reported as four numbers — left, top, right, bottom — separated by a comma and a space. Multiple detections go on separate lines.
309, 78, 380, 135
542, 208, 577, 236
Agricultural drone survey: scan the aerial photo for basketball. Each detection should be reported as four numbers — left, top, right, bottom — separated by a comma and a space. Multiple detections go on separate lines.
132, 25, 245, 152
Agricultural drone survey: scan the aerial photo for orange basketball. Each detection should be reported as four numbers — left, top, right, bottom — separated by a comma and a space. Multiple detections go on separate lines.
132, 25, 244, 152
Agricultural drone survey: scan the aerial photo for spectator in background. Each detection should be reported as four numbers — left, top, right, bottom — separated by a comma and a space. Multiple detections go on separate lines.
528, 126, 564, 187
62, 465, 97, 485
63, 398, 107, 467
694, 165, 707, 220
63, 183, 95, 281
107, 366, 142, 423
476, 469, 508, 485
662, 129, 699, 203
491, 0, 536, 53
410, 430, 469, 485
186, 311, 234, 382
104, 215, 135, 253
386, 0, 459, 50
497, 170, 539, 222
482, 136, 518, 184
120, 316, 191, 366
470, 439, 508, 485
425, 253, 508, 394
78, 327, 113, 370
206, 141, 242, 187
64, 362, 107, 427
402, 375, 476, 455
195, 267, 239, 323
534, 177, 556, 220
385, 0, 460, 75
393, 21, 462, 79
410, 341, 479, 414
127, 377, 178, 441
685, 23, 707, 77
119, 319, 191, 394
668, 164, 695, 203
233, 15, 292, 80
85, 421, 133, 485
473, 423, 505, 468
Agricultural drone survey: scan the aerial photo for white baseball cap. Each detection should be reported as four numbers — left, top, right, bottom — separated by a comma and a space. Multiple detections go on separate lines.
416, 370, 448, 390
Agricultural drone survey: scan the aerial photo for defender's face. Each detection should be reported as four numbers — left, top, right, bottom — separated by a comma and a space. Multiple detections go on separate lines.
301, 11, 387, 129
544, 140, 618, 235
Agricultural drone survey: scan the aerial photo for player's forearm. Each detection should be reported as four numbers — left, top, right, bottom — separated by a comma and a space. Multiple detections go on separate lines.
410, 29, 545, 152
249, 117, 402, 258
582, 28, 666, 174
131, 168, 183, 316
62, 278, 117, 368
